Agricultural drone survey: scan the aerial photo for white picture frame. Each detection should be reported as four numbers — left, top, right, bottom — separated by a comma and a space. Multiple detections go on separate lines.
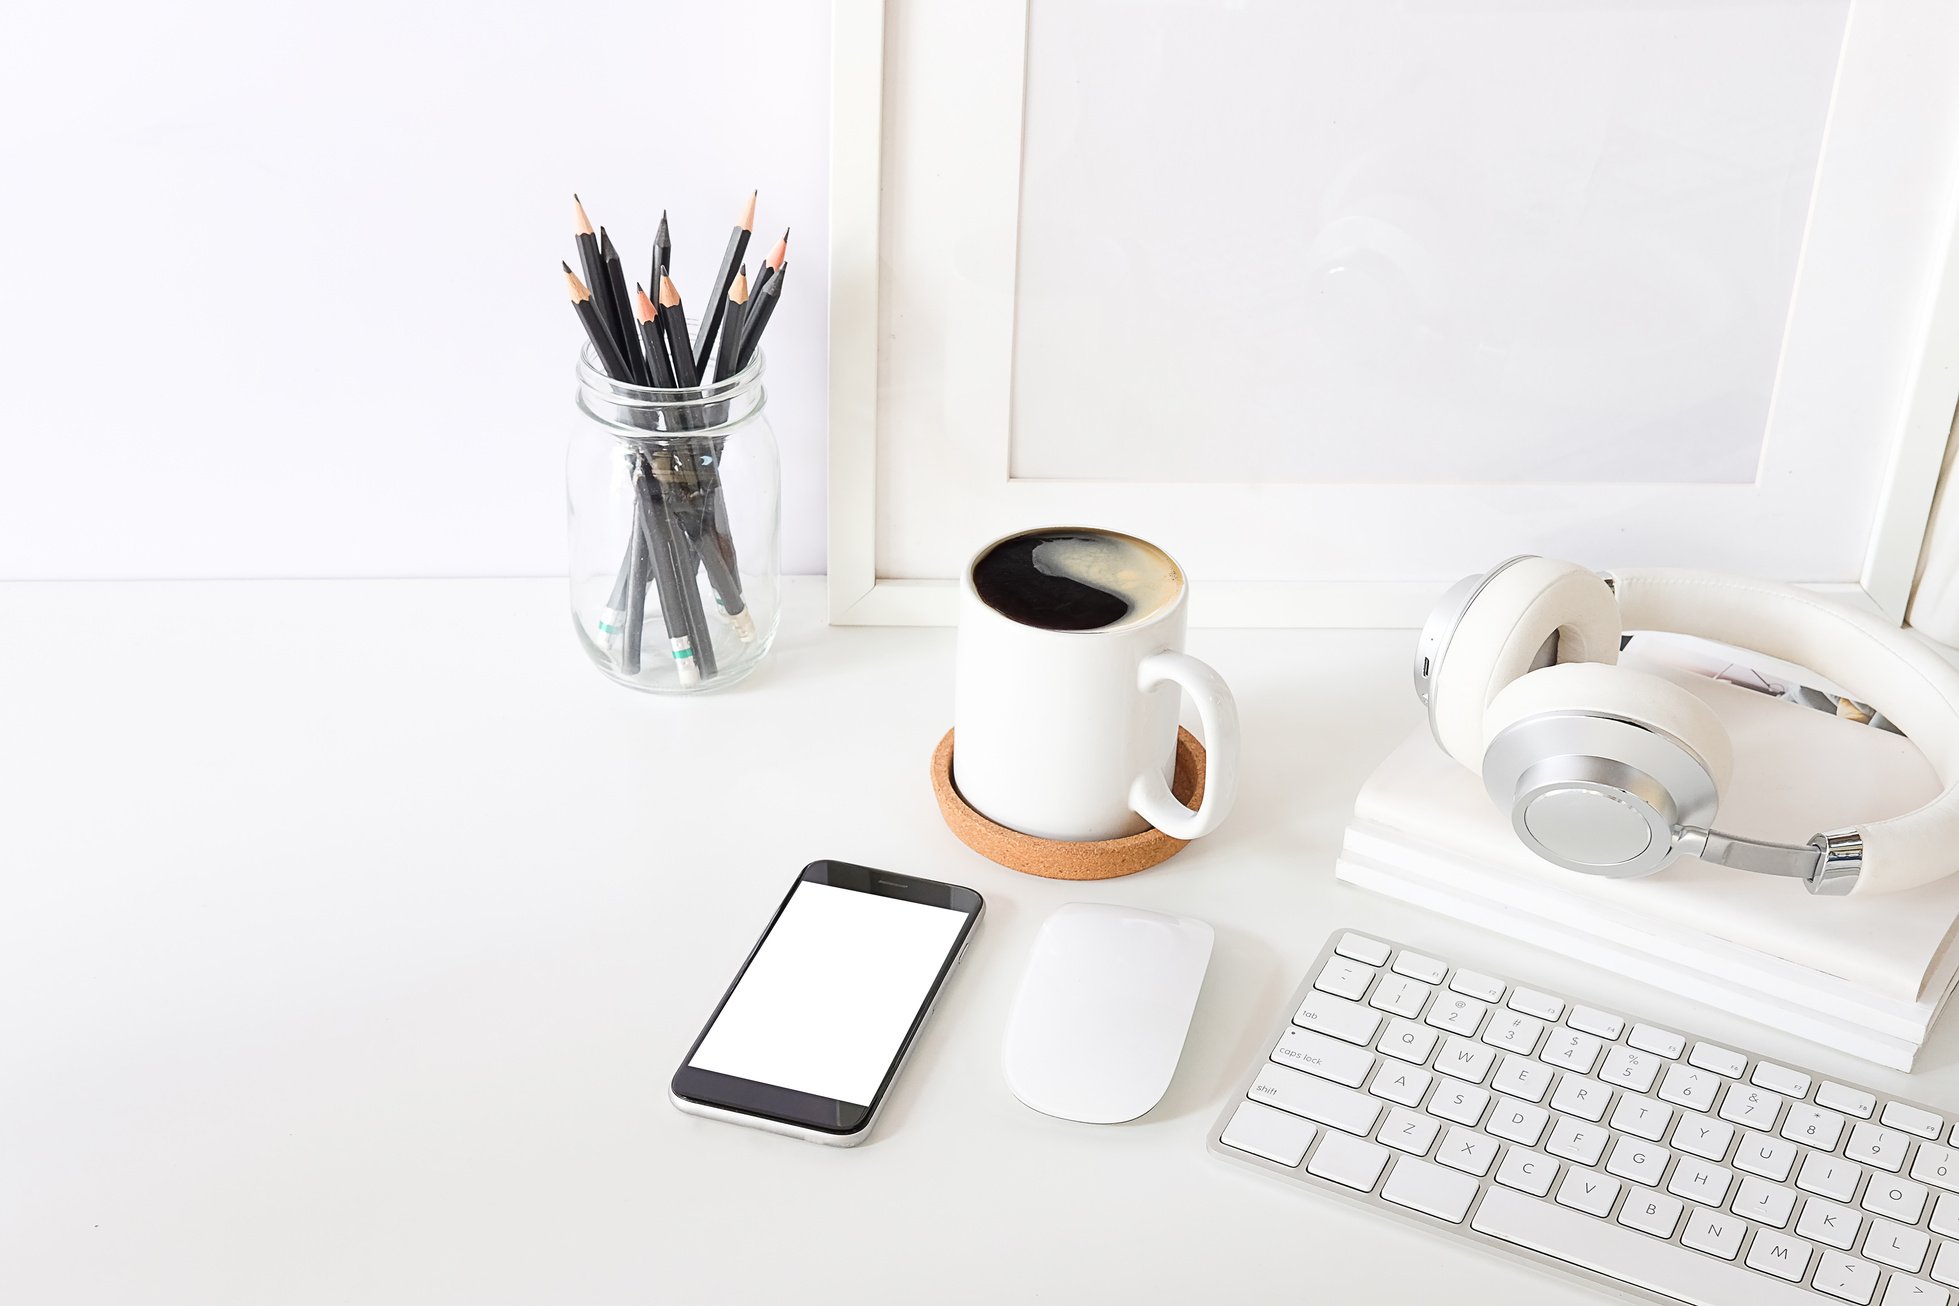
827, 0, 1959, 627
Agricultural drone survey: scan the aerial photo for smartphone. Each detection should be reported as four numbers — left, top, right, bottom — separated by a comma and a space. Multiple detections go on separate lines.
669, 860, 984, 1146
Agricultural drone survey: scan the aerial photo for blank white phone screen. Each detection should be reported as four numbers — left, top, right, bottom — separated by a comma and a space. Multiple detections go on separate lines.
689, 881, 968, 1106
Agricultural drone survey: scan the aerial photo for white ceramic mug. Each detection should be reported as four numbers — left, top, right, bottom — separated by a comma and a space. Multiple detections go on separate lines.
951, 528, 1240, 842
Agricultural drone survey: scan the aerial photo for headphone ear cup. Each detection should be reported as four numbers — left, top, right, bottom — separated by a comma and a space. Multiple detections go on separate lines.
1482, 664, 1733, 876
1428, 559, 1621, 767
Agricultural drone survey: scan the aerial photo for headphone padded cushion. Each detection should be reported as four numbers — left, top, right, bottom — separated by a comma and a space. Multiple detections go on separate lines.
1482, 663, 1735, 796
1431, 558, 1622, 766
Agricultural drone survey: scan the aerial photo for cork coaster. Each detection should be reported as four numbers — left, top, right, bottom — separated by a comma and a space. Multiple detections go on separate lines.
930, 727, 1208, 880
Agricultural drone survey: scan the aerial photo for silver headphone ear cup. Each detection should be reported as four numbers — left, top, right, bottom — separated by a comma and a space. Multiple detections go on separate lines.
1483, 712, 1719, 878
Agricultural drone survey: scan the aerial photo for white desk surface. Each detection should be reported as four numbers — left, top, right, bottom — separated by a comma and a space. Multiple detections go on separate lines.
8, 577, 1959, 1304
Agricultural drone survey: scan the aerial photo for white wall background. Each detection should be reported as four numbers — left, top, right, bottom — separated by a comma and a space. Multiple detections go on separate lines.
0, 0, 831, 580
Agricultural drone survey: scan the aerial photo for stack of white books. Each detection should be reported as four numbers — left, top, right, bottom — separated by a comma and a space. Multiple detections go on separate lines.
1334, 641, 1959, 1070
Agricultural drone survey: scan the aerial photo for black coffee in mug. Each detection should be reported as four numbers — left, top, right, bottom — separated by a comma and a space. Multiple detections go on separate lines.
970, 529, 1183, 632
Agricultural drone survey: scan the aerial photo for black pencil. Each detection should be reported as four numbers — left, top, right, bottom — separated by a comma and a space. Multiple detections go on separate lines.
598, 227, 646, 384
564, 263, 635, 380
636, 284, 678, 390
651, 209, 672, 299
749, 228, 787, 305
571, 196, 620, 357
659, 275, 702, 389
713, 269, 750, 381
631, 458, 704, 684
734, 262, 785, 371
692, 191, 755, 376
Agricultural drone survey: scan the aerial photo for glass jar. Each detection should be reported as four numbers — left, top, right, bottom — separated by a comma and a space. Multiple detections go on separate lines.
567, 340, 781, 692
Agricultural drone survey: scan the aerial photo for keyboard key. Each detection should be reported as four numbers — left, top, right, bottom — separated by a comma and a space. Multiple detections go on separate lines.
1783, 1103, 1848, 1152
1381, 1156, 1478, 1223
1430, 1083, 1490, 1128
1293, 992, 1382, 1046
1368, 1062, 1431, 1108
1542, 1028, 1604, 1075
1866, 1218, 1931, 1273
1798, 1153, 1864, 1203
1376, 1018, 1438, 1065
1680, 1204, 1749, 1260
1628, 1024, 1684, 1058
1546, 1117, 1610, 1167
1494, 1146, 1558, 1197
1814, 1253, 1881, 1306
1479, 1012, 1545, 1056
1734, 1131, 1798, 1183
1567, 1006, 1624, 1040
1656, 1063, 1720, 1112
1271, 1027, 1375, 1088
1665, 1159, 1734, 1207
1599, 1046, 1659, 1094
1819, 1081, 1878, 1119
1449, 969, 1505, 1003
1220, 1101, 1316, 1166
1306, 1130, 1391, 1192
1424, 994, 1489, 1037
1334, 932, 1390, 966
1554, 1166, 1621, 1217
1865, 1175, 1930, 1224
1672, 1115, 1735, 1163
1366, 973, 1432, 1019
1916, 1145, 1959, 1193
1377, 1107, 1441, 1157
1490, 1054, 1553, 1104
1616, 1189, 1682, 1238
1433, 1035, 1495, 1084
1745, 1229, 1813, 1282
1391, 950, 1447, 984
1603, 1135, 1668, 1187
1476, 1188, 1821, 1300
1752, 1062, 1812, 1099
1549, 1075, 1611, 1122
1488, 1097, 1550, 1147
1849, 1123, 1911, 1173
1688, 1042, 1747, 1077
1609, 1093, 1673, 1142
1880, 1276, 1947, 1306
1436, 1126, 1500, 1177
1249, 1063, 1383, 1137
1935, 1240, 1959, 1288
1885, 1101, 1945, 1141
1732, 1175, 1798, 1228
1314, 957, 1375, 1001
1508, 988, 1564, 1022
1718, 1085, 1785, 1132
1797, 1197, 1862, 1250
1933, 1192, 1959, 1237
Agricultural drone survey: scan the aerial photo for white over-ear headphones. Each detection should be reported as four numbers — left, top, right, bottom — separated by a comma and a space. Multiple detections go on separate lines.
1412, 557, 1959, 896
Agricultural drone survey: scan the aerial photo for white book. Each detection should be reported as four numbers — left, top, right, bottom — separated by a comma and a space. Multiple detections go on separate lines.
1332, 653, 1959, 1070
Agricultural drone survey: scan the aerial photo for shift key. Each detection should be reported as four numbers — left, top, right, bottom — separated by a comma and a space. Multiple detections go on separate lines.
1251, 1062, 1385, 1137
1273, 1027, 1377, 1088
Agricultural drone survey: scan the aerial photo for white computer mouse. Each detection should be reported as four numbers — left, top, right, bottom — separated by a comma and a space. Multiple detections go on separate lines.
1002, 902, 1214, 1124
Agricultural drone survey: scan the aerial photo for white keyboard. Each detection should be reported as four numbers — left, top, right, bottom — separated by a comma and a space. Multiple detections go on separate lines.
1209, 930, 1959, 1305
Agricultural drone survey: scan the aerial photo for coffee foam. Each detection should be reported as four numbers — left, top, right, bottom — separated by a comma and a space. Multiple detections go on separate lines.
1027, 533, 1182, 629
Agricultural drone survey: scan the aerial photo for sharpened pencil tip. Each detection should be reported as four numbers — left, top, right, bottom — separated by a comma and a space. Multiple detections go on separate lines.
731, 271, 749, 303
573, 196, 594, 235
634, 287, 657, 322
564, 264, 591, 300
739, 190, 757, 230
658, 274, 681, 308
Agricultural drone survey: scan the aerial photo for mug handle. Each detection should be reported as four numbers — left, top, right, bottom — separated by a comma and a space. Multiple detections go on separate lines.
1128, 649, 1240, 841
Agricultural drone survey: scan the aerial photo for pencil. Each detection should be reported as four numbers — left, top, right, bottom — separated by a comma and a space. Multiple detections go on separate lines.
734, 262, 785, 371
713, 269, 750, 382
636, 284, 678, 389
659, 275, 701, 389
565, 262, 635, 380
692, 191, 755, 376
598, 227, 646, 384
631, 458, 704, 684
750, 228, 788, 303
652, 451, 719, 679
651, 209, 672, 298
572, 196, 619, 357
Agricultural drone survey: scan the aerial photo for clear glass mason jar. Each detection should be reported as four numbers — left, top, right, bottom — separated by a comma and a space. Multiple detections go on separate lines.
567, 338, 781, 692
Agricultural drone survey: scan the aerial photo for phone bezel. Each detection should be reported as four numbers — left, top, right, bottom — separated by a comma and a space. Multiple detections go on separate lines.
669, 859, 984, 1138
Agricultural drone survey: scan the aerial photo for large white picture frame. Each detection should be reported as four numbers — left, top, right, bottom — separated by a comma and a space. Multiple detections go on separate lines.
828, 0, 1959, 627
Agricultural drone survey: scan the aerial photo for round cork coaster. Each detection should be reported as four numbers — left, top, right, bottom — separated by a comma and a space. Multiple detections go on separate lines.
930, 727, 1208, 880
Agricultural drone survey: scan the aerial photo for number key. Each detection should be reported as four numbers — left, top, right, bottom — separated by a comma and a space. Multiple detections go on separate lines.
1424, 993, 1489, 1036
1600, 1045, 1660, 1094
